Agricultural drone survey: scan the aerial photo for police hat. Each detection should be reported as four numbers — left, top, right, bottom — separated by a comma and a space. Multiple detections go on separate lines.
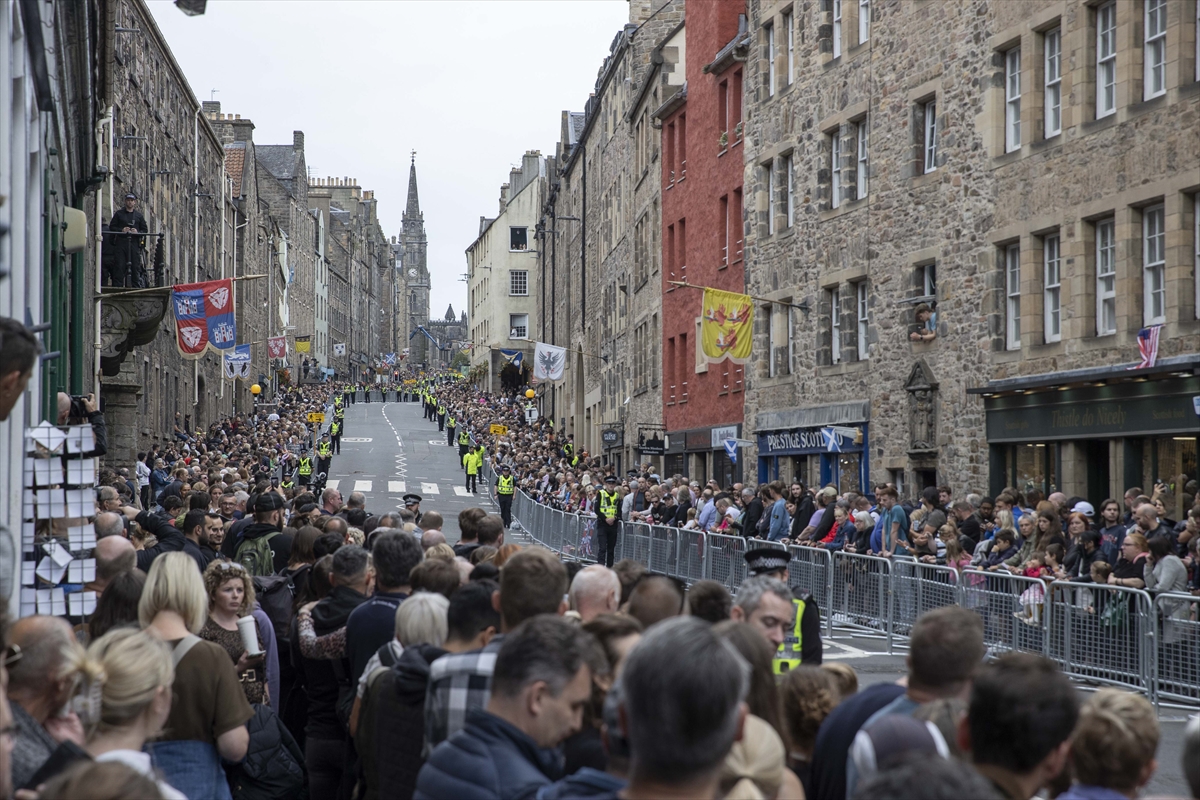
501, 464, 511, 471
604, 475, 618, 485
744, 547, 792, 576
403, 493, 422, 506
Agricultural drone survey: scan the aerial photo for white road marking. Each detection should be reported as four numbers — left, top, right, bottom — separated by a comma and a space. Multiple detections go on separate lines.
421, 482, 439, 495
353, 480, 372, 492
342, 438, 372, 442
453, 486, 472, 496
325, 480, 339, 491
388, 481, 406, 493
428, 440, 446, 446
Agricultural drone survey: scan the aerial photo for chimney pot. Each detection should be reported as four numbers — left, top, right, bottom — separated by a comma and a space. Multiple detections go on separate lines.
235, 114, 241, 120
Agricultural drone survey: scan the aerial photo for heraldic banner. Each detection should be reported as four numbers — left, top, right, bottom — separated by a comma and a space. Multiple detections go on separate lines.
268, 336, 287, 360
700, 287, 753, 365
223, 344, 251, 379
532, 342, 566, 381
172, 279, 236, 358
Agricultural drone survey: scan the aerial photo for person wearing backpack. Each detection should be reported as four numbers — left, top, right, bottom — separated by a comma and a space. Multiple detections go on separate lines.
235, 492, 293, 577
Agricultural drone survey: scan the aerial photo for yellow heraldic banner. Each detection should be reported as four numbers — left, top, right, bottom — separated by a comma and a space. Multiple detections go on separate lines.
701, 287, 753, 364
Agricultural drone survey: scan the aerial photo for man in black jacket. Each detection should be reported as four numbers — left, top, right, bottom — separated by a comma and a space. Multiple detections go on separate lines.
789, 482, 816, 540
108, 193, 148, 288
120, 505, 192, 572
740, 488, 764, 538
223, 491, 293, 571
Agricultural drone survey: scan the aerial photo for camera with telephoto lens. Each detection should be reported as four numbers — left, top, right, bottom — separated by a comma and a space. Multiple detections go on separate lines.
69, 395, 91, 419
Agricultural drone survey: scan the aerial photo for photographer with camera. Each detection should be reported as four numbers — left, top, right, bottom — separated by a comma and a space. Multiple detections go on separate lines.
56, 391, 107, 457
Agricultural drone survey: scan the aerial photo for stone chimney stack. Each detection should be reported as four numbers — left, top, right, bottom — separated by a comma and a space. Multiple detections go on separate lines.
294, 131, 304, 152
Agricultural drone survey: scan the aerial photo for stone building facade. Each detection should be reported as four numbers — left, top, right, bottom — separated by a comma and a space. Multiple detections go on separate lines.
539, 0, 683, 470
427, 306, 470, 369
740, 0, 1199, 504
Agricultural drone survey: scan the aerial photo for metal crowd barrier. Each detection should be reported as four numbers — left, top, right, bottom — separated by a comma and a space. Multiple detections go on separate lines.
503, 495, 1199, 706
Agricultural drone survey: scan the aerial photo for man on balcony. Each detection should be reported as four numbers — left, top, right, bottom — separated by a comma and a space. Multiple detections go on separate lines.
108, 192, 148, 288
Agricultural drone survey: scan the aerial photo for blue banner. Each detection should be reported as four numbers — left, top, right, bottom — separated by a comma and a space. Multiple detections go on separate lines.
499, 348, 524, 368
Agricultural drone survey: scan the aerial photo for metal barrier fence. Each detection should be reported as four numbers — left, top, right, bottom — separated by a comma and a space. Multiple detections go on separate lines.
503, 489, 1198, 706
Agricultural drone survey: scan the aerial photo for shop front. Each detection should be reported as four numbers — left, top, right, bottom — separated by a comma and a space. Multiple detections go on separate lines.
974, 364, 1200, 514
754, 401, 870, 493
662, 423, 743, 485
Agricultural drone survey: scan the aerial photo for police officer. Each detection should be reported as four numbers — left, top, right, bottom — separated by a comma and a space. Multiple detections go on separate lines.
458, 425, 471, 468
496, 464, 515, 527
595, 475, 621, 568
742, 548, 823, 671
334, 400, 345, 436
108, 193, 149, 288
297, 449, 314, 488
436, 399, 446, 432
403, 493, 423, 527
316, 433, 333, 477
447, 411, 456, 448
562, 435, 575, 462
330, 417, 342, 454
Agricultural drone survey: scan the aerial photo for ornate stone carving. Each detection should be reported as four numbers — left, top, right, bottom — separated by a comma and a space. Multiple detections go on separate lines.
904, 360, 938, 455
99, 289, 170, 378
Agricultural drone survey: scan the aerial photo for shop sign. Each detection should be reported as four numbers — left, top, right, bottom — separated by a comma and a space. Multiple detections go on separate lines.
639, 436, 665, 455
602, 429, 623, 448
758, 427, 862, 455
710, 425, 739, 449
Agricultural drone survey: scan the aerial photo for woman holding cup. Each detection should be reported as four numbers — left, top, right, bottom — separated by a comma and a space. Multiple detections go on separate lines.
200, 561, 268, 705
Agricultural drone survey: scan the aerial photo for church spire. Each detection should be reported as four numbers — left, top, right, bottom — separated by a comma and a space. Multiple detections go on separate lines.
405, 151, 421, 218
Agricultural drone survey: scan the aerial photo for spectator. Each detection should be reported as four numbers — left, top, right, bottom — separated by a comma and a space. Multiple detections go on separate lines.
686, 580, 732, 623
229, 491, 293, 574
415, 616, 598, 800
354, 591, 451, 799
740, 488, 764, 538
88, 570, 146, 642
420, 529, 447, 552
56, 391, 107, 456
425, 548, 567, 747
779, 666, 839, 799
788, 482, 816, 540
1109, 533, 1149, 590
820, 662, 858, 699
0, 317, 39, 421
37, 760, 167, 800
1059, 689, 1158, 800
959, 653, 1079, 800
851, 758, 1000, 800
346, 530, 423, 685
1098, 500, 1127, 561
409, 557, 463, 598
453, 508, 485, 559
569, 565, 621, 623
87, 536, 136, 597
139, 553, 251, 795
199, 561, 268, 705
625, 575, 685, 629
616, 616, 747, 800
1183, 714, 1200, 799
1144, 534, 1188, 594
6, 616, 86, 789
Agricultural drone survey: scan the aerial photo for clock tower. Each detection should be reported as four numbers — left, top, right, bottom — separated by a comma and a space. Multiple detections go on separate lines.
399, 153, 431, 366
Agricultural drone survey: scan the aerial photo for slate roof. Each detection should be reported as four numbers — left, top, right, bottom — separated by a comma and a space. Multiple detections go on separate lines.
224, 142, 246, 198
256, 145, 296, 181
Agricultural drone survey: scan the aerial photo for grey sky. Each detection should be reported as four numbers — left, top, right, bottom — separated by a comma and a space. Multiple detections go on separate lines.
148, 0, 629, 322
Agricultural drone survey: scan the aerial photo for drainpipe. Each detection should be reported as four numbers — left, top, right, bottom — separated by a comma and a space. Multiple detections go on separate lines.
93, 106, 113, 386
193, 107, 200, 413
218, 167, 226, 404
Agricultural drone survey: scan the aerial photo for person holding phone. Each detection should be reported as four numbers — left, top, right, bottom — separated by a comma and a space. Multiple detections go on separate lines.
199, 561, 268, 705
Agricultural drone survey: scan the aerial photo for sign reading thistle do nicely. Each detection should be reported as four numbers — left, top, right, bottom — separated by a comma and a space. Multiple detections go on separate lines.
172, 279, 236, 358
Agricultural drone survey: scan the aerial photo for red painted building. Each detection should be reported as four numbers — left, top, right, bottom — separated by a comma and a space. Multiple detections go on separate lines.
659, 0, 747, 484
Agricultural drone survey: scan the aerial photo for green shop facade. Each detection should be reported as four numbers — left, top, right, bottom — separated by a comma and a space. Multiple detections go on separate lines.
972, 356, 1200, 520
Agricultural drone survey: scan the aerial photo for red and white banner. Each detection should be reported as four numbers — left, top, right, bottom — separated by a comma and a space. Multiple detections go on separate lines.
171, 279, 236, 359
268, 336, 287, 359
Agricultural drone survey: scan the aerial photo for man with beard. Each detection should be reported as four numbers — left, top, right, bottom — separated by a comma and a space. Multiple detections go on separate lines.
178, 509, 216, 571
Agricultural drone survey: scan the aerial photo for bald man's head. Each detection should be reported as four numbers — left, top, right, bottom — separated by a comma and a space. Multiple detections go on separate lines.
93, 511, 125, 540
420, 511, 444, 532
94, 535, 136, 585
569, 565, 621, 623
421, 529, 447, 551
7, 616, 79, 703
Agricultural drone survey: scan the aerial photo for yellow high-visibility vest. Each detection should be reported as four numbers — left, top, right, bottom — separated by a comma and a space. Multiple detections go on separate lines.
599, 489, 619, 519
772, 597, 807, 674
298, 457, 313, 476
498, 475, 515, 495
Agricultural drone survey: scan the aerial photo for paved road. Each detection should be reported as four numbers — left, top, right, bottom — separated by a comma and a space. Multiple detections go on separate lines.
323, 397, 483, 542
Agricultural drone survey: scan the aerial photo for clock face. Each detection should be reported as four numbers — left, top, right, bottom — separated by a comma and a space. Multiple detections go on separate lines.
408, 269, 417, 277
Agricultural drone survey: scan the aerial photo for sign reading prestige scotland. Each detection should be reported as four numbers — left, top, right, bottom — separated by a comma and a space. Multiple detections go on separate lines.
758, 427, 860, 454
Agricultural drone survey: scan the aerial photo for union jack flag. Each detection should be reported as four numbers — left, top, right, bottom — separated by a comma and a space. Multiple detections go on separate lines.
1130, 325, 1161, 370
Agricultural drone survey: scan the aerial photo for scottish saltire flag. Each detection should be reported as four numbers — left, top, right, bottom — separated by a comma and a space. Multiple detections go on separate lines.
172, 279, 235, 358
384, 353, 396, 365
1130, 325, 1161, 370
223, 344, 251, 379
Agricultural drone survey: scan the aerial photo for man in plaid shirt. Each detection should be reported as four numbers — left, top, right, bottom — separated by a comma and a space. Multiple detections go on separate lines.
424, 546, 569, 748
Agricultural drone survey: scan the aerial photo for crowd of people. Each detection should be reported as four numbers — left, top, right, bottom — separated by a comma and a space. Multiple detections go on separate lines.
0, 345, 1197, 799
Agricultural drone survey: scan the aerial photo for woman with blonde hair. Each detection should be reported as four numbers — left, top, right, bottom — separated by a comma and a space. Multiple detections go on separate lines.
140, 553, 251, 798
199, 561, 268, 705
493, 543, 523, 568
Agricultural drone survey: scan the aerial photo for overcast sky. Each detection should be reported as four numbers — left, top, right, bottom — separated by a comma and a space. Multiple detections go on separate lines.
148, 0, 629, 322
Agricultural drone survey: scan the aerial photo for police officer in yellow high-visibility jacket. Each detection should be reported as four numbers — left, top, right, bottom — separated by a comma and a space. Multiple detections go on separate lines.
297, 451, 314, 487
463, 445, 483, 493
330, 419, 342, 454
595, 475, 621, 568
496, 464, 516, 528
740, 548, 823, 671
436, 401, 446, 432
316, 434, 333, 478
447, 413, 456, 448
458, 428, 471, 468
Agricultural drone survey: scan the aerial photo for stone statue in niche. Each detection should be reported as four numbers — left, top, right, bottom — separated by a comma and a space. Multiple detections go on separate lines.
904, 360, 938, 454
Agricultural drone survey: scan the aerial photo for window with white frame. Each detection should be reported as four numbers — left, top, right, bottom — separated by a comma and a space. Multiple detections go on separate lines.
831, 133, 842, 209
1005, 46, 1022, 152
921, 262, 938, 299
1044, 27, 1062, 137
1143, 205, 1166, 324
833, 0, 842, 59
859, 0, 870, 44
510, 270, 528, 296
1097, 2, 1117, 117
784, 11, 794, 86
766, 162, 777, 235
509, 313, 529, 339
1144, 0, 1167, 99
923, 101, 938, 173
1044, 234, 1061, 342
856, 281, 869, 360
856, 117, 869, 199
785, 153, 795, 228
830, 288, 842, 364
1006, 244, 1022, 350
1096, 218, 1117, 335
766, 22, 776, 97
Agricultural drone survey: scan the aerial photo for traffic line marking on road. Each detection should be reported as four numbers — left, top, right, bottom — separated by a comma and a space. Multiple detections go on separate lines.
421, 482, 439, 494
388, 481, 406, 493
453, 486, 472, 496
342, 438, 372, 443
353, 480, 372, 492
325, 479, 339, 491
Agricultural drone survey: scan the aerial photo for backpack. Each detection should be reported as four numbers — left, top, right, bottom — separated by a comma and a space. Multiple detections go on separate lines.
227, 703, 305, 800
253, 567, 305, 651
236, 532, 280, 577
